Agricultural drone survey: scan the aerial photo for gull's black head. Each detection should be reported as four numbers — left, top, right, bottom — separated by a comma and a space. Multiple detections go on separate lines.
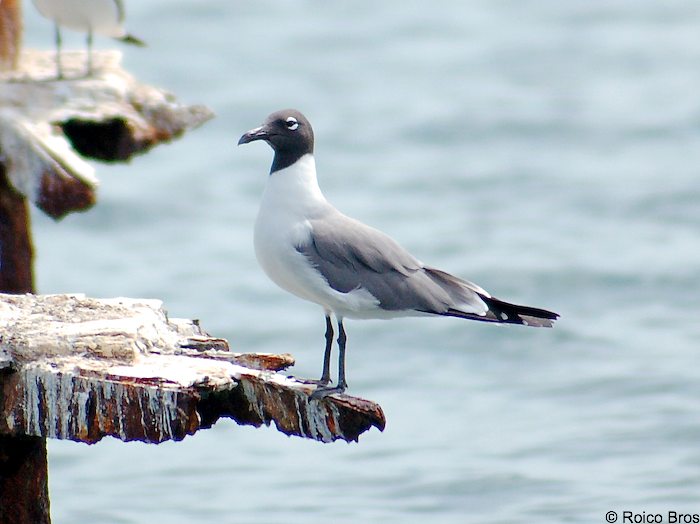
238, 109, 314, 173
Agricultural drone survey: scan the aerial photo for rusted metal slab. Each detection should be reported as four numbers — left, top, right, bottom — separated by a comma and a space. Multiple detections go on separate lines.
0, 50, 213, 219
0, 293, 385, 444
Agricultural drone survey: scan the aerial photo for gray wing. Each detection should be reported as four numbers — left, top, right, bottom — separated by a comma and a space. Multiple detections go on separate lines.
296, 212, 489, 315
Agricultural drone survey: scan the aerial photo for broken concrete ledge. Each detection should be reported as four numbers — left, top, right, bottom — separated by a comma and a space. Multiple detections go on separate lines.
0, 293, 385, 444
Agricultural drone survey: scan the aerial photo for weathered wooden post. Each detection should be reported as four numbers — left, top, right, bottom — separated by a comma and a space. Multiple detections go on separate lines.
0, 48, 385, 524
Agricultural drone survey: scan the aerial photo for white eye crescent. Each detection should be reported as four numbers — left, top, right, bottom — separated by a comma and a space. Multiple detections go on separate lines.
286, 117, 299, 131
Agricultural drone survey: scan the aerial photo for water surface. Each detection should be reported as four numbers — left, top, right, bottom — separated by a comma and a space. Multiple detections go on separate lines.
20, 1, 700, 522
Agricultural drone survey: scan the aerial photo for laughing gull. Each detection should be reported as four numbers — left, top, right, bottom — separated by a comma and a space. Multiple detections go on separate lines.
32, 0, 145, 78
239, 109, 559, 398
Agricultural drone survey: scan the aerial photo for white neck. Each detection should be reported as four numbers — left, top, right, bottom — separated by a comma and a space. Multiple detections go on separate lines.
261, 154, 329, 216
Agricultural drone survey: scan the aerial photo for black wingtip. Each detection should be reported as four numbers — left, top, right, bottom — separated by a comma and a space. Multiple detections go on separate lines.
445, 296, 559, 328
118, 34, 146, 47
483, 296, 559, 327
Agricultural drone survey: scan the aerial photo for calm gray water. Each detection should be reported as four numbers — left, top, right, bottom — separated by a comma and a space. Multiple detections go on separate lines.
21, 1, 700, 522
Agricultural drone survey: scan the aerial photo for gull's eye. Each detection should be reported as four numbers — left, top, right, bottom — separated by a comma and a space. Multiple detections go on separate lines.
285, 117, 299, 131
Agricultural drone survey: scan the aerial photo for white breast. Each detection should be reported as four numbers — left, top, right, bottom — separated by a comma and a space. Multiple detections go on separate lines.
254, 155, 329, 302
33, 0, 125, 37
253, 155, 380, 317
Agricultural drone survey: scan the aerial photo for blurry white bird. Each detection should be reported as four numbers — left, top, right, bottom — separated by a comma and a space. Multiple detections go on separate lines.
32, 0, 145, 78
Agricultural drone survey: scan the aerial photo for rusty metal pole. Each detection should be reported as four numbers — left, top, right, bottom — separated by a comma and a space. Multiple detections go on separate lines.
0, 167, 50, 522
0, 170, 34, 294
0, 437, 50, 524
0, 5, 51, 519
0, 0, 21, 71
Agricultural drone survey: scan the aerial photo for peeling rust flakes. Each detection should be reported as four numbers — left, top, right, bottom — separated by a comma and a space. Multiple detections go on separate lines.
102, 373, 182, 388
179, 337, 231, 352
0, 365, 201, 444
332, 396, 387, 436
227, 373, 384, 443
323, 404, 338, 436
37, 169, 95, 219
229, 353, 295, 372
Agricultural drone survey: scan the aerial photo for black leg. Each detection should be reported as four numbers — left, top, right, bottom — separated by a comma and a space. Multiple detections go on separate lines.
310, 317, 348, 399
318, 314, 333, 385
54, 24, 63, 79
336, 319, 347, 391
86, 29, 94, 76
